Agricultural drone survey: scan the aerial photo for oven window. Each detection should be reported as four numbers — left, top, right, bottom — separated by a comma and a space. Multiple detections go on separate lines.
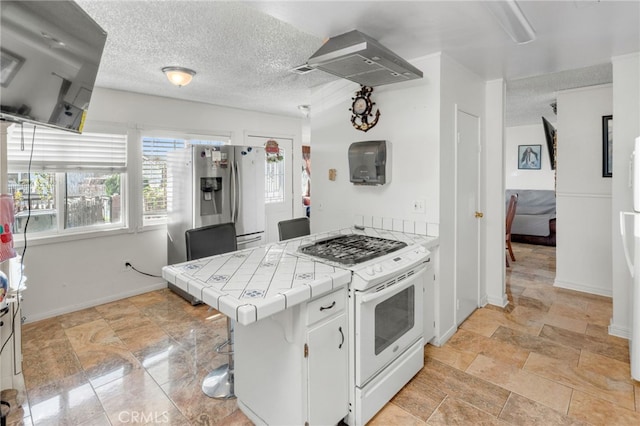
374, 285, 415, 355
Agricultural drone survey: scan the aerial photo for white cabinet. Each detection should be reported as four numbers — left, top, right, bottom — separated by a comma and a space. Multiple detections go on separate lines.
307, 311, 347, 425
235, 285, 348, 425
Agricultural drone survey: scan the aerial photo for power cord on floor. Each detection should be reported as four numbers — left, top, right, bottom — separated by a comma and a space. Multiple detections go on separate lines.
125, 262, 162, 278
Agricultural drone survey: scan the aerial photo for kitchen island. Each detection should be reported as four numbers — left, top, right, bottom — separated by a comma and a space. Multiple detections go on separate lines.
162, 226, 438, 425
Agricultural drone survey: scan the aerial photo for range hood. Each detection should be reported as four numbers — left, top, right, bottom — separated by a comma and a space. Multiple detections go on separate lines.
307, 30, 423, 87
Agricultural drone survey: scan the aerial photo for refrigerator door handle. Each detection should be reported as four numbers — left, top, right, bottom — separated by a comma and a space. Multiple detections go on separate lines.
234, 161, 240, 224
230, 161, 237, 223
620, 211, 635, 277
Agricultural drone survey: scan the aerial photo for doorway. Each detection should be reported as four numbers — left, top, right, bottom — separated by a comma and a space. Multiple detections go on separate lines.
246, 135, 294, 243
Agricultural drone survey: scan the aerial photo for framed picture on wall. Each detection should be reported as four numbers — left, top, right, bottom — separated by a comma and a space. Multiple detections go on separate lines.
518, 144, 542, 170
0, 48, 25, 88
602, 115, 612, 177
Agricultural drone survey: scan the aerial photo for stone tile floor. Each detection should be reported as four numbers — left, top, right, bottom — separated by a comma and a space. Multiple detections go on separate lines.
4, 243, 639, 425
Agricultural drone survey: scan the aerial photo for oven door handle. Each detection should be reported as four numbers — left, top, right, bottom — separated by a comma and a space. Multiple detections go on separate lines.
360, 267, 426, 304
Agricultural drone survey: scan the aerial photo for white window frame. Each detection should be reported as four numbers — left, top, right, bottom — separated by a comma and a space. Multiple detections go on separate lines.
6, 123, 129, 244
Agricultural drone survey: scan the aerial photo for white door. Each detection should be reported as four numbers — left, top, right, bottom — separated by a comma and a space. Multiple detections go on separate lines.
246, 135, 294, 243
455, 108, 481, 325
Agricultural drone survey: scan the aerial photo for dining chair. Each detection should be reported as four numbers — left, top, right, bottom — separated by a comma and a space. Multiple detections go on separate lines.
185, 222, 237, 261
505, 194, 518, 267
185, 222, 237, 399
278, 217, 311, 241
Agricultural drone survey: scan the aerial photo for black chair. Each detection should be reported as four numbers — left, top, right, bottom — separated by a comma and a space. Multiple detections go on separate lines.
278, 217, 310, 241
185, 222, 237, 400
185, 222, 237, 261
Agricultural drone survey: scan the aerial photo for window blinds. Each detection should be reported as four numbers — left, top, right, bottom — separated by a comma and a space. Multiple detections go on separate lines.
6, 124, 127, 172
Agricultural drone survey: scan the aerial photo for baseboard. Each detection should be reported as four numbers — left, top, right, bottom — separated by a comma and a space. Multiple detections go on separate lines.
608, 322, 631, 340
432, 323, 457, 347
486, 293, 509, 308
24, 281, 168, 323
553, 279, 612, 298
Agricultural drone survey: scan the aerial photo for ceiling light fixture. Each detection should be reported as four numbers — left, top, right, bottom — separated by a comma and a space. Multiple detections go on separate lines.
162, 66, 196, 87
298, 105, 310, 118
485, 0, 536, 45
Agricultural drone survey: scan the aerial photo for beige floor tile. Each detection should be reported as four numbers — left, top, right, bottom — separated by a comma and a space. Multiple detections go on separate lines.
491, 325, 581, 364
459, 309, 504, 337
524, 352, 635, 410
568, 390, 640, 425
27, 372, 103, 425
426, 396, 507, 425
541, 324, 630, 364
542, 311, 588, 334
499, 393, 587, 425
56, 307, 104, 329
390, 373, 447, 421
94, 368, 188, 425
369, 403, 425, 426
416, 358, 510, 417
424, 344, 477, 371
446, 329, 529, 369
578, 350, 633, 383
160, 372, 238, 424
466, 354, 572, 413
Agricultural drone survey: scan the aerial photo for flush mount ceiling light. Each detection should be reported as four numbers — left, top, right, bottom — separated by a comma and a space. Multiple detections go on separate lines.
298, 105, 310, 117
162, 66, 196, 87
485, 0, 536, 44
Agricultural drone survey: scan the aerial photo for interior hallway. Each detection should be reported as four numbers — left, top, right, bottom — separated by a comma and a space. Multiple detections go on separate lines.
3, 243, 639, 425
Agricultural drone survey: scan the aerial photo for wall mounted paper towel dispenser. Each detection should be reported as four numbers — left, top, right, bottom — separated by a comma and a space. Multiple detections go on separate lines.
348, 140, 390, 185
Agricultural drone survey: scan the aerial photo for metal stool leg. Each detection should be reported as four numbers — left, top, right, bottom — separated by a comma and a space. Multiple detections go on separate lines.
202, 317, 235, 399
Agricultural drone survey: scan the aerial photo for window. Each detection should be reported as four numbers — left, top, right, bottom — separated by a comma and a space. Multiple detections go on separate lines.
265, 147, 285, 204
142, 137, 185, 224
6, 124, 127, 236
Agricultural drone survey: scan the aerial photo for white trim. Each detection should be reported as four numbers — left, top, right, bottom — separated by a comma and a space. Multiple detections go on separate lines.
486, 293, 509, 308
553, 278, 613, 297
432, 324, 457, 347
23, 281, 168, 323
608, 322, 631, 340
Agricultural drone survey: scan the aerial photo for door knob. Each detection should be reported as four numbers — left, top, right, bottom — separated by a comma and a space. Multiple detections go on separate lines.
475, 211, 484, 218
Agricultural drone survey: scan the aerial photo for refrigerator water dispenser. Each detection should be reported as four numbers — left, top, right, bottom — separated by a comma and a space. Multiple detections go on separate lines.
348, 140, 390, 185
200, 177, 222, 216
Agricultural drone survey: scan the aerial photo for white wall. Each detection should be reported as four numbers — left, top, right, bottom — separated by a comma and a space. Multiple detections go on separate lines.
484, 79, 508, 308
610, 53, 640, 338
309, 55, 441, 233
310, 53, 486, 345
555, 84, 612, 296
20, 88, 304, 322
505, 124, 556, 190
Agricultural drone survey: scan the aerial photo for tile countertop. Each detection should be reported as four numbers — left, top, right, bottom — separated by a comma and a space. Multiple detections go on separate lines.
161, 226, 439, 325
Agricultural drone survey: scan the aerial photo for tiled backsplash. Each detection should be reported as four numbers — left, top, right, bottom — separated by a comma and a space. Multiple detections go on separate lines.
353, 215, 439, 237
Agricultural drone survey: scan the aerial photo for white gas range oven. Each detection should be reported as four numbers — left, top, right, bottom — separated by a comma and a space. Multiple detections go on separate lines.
296, 230, 433, 425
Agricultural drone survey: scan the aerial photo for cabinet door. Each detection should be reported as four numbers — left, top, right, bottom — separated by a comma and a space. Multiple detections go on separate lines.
307, 313, 348, 425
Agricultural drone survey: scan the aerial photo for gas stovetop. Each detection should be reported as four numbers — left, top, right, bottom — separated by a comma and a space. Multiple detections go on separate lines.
298, 234, 407, 265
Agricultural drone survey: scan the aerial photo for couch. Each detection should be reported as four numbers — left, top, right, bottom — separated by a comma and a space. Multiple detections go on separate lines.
505, 189, 556, 246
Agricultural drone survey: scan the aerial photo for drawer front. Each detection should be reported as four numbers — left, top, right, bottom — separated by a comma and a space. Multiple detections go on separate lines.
307, 287, 346, 325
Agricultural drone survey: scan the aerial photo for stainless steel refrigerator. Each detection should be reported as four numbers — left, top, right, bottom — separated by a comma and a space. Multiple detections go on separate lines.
620, 136, 640, 381
166, 144, 265, 302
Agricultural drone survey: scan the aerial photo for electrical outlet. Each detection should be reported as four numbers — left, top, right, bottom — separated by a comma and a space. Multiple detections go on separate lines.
412, 199, 426, 213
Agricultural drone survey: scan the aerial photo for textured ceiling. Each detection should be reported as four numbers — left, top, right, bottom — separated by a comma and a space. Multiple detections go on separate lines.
75, 0, 640, 126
